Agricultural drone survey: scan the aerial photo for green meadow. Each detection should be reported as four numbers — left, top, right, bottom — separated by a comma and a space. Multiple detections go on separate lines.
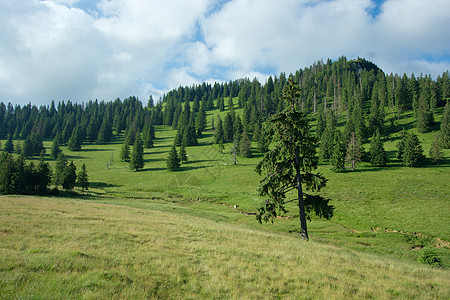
1, 103, 449, 298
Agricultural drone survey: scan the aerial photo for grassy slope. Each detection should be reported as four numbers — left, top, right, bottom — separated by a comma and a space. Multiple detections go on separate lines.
1, 196, 449, 299
1, 102, 449, 297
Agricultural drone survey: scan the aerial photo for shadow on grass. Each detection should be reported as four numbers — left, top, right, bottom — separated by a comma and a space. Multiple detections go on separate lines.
90, 182, 123, 189
80, 148, 112, 152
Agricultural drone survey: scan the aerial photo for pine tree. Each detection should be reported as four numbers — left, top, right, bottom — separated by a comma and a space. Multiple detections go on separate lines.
144, 125, 154, 148
68, 125, 83, 151
62, 161, 77, 190
400, 132, 424, 167
130, 133, 144, 171
120, 141, 130, 162
215, 116, 224, 144
346, 132, 362, 170
53, 153, 67, 186
77, 163, 89, 191
239, 130, 252, 158
223, 112, 234, 141
97, 117, 113, 144
51, 136, 61, 159
255, 79, 331, 240
369, 130, 387, 166
36, 157, 52, 195
166, 145, 180, 171
22, 135, 33, 158
416, 92, 433, 133
179, 142, 188, 163
331, 131, 346, 173
429, 134, 444, 164
439, 102, 449, 148
4, 134, 14, 153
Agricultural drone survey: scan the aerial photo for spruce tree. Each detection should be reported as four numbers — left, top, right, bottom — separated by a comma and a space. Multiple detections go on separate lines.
144, 125, 154, 148
179, 142, 188, 163
77, 163, 89, 191
416, 92, 433, 133
256, 79, 331, 240
369, 130, 387, 167
97, 118, 113, 144
120, 141, 130, 162
22, 136, 33, 158
223, 112, 234, 141
429, 134, 444, 164
51, 136, 61, 159
345, 132, 362, 170
4, 134, 14, 153
331, 131, 346, 173
130, 133, 144, 171
62, 161, 77, 190
53, 153, 67, 187
68, 126, 83, 151
215, 116, 224, 144
239, 130, 252, 158
166, 145, 180, 171
36, 157, 52, 195
439, 102, 449, 148
400, 132, 424, 167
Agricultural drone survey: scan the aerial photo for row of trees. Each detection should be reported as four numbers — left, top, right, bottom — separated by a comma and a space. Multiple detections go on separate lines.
0, 152, 89, 195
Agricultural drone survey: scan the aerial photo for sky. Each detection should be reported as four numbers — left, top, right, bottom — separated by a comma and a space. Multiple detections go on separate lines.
0, 0, 449, 106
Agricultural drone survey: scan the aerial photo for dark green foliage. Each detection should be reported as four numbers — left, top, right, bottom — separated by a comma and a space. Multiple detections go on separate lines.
53, 153, 67, 186
77, 163, 89, 191
195, 106, 207, 136
256, 125, 270, 154
62, 161, 77, 190
214, 116, 224, 144
369, 130, 387, 167
416, 92, 434, 133
256, 80, 331, 240
223, 112, 234, 141
179, 143, 188, 163
120, 142, 130, 162
331, 131, 346, 173
68, 126, 83, 151
130, 133, 144, 171
51, 136, 61, 159
429, 135, 444, 164
4, 134, 14, 153
439, 102, 449, 148
166, 145, 180, 171
0, 152, 53, 195
398, 132, 424, 167
218, 97, 225, 112
97, 117, 113, 144
417, 248, 442, 266
345, 132, 362, 170
239, 131, 252, 158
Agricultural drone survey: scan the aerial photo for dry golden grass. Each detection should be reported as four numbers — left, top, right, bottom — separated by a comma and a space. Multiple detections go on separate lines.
1, 195, 449, 299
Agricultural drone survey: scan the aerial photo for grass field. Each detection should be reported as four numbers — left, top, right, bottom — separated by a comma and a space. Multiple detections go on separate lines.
1, 196, 449, 299
1, 103, 449, 297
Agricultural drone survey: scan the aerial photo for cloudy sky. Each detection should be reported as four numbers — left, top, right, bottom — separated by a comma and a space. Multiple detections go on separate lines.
1, 0, 449, 106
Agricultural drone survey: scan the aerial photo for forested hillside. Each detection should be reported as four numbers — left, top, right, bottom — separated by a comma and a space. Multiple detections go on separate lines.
0, 56, 448, 167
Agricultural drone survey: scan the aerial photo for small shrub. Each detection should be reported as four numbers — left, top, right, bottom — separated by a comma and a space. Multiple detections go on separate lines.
417, 248, 442, 266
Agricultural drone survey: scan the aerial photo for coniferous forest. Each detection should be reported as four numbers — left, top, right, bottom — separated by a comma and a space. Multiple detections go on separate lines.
0, 57, 448, 195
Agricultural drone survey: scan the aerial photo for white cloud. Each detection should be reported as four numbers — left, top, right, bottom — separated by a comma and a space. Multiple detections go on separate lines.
0, 0, 449, 106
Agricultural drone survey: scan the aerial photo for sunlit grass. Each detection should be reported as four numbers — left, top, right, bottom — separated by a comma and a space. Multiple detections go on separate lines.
1, 196, 448, 299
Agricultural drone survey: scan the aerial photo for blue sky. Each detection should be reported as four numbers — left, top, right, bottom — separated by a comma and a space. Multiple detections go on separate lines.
1, 0, 449, 106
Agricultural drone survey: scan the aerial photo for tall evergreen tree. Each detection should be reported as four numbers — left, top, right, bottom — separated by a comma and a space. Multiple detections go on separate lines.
215, 116, 224, 144
429, 134, 444, 164
36, 157, 52, 195
369, 130, 387, 166
439, 102, 449, 148
22, 135, 33, 158
97, 117, 113, 144
130, 133, 144, 171
4, 134, 13, 153
53, 153, 68, 186
77, 163, 89, 191
62, 161, 77, 190
68, 125, 83, 151
120, 141, 130, 162
255, 80, 332, 240
331, 131, 346, 173
398, 132, 424, 167
51, 136, 61, 159
179, 142, 188, 163
223, 112, 234, 141
345, 132, 362, 170
239, 130, 252, 158
416, 92, 434, 133
166, 145, 180, 171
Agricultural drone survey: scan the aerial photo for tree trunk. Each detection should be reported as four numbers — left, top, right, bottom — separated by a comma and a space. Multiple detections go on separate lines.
295, 148, 309, 240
